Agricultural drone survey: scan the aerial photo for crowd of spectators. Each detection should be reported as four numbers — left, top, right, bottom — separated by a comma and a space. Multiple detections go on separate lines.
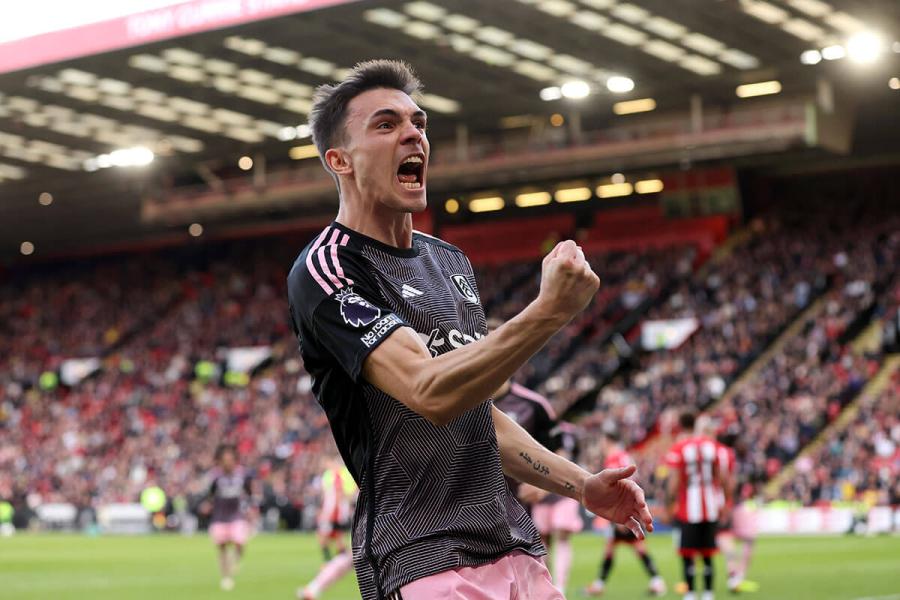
1, 203, 898, 532
586, 219, 828, 453
779, 279, 900, 506
0, 237, 336, 529
782, 370, 899, 507
0, 257, 182, 387
576, 210, 899, 505
712, 223, 897, 497
476, 244, 697, 416
532, 247, 696, 415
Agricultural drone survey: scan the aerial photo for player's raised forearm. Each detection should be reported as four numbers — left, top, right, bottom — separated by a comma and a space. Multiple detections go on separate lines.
414, 301, 568, 421
363, 240, 599, 425
492, 406, 590, 502
364, 301, 564, 425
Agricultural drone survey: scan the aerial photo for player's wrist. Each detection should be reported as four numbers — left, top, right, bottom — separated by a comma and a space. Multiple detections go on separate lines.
523, 298, 571, 331
570, 470, 588, 505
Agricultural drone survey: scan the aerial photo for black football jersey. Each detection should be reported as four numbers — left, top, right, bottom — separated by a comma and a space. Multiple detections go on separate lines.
287, 222, 543, 599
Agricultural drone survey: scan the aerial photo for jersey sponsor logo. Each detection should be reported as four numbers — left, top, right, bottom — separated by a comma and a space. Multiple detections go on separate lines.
361, 314, 403, 348
451, 274, 478, 303
421, 327, 484, 356
336, 288, 381, 327
401, 283, 424, 298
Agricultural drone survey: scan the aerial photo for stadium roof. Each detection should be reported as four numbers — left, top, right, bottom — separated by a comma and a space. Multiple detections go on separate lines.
0, 0, 898, 255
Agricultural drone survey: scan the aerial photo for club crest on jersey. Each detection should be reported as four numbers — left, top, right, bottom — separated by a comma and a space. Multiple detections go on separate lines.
451, 274, 478, 303
335, 288, 381, 328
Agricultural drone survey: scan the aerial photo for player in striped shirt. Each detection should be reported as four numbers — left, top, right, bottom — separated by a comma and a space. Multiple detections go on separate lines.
316, 457, 357, 560
585, 432, 666, 596
298, 457, 358, 600
665, 412, 730, 600
288, 60, 653, 600
490, 347, 580, 593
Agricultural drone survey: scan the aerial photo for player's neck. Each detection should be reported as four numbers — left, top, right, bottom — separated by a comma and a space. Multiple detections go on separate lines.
335, 198, 414, 250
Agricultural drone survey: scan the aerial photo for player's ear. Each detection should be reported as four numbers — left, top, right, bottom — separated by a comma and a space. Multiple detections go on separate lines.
325, 148, 352, 176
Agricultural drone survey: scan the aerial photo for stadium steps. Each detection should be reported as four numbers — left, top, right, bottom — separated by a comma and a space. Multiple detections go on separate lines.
763, 354, 900, 497
698, 223, 753, 270
851, 321, 884, 355
705, 294, 828, 415
629, 293, 830, 460
559, 227, 754, 417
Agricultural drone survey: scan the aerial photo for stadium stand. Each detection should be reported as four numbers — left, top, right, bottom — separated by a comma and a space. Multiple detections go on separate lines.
775, 278, 900, 506
0, 236, 334, 529
781, 367, 899, 507
1, 201, 897, 533
576, 204, 899, 505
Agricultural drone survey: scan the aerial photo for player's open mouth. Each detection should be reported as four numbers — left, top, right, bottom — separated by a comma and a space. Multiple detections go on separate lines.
397, 154, 425, 190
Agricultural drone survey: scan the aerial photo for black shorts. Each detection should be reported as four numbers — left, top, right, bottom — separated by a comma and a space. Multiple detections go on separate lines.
678, 521, 718, 557
319, 520, 350, 537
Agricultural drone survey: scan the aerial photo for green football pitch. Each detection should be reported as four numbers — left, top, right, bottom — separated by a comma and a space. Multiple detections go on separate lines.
1, 533, 898, 600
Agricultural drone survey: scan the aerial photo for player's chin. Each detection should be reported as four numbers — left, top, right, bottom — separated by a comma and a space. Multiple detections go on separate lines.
393, 180, 427, 211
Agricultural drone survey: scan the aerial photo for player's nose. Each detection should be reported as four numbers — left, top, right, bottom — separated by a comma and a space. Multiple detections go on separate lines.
399, 120, 425, 146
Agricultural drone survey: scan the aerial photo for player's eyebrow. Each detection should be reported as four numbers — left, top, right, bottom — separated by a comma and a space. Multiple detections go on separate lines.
368, 108, 427, 123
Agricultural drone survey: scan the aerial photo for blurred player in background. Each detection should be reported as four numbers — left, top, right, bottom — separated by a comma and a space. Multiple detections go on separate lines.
0, 495, 14, 537
525, 422, 584, 592
317, 455, 356, 560
203, 444, 255, 592
585, 432, 666, 597
492, 362, 579, 593
298, 456, 358, 600
715, 432, 759, 593
665, 412, 728, 600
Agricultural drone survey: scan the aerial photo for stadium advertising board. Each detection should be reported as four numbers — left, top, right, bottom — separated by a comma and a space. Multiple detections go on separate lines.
59, 357, 102, 386
641, 318, 700, 351
0, 0, 359, 75
225, 346, 272, 373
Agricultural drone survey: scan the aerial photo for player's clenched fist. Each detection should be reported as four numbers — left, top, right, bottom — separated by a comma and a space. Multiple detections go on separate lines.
536, 240, 600, 325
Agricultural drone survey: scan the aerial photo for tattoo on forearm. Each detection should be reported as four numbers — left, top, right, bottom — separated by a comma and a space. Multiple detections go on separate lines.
564, 481, 575, 491
519, 452, 550, 476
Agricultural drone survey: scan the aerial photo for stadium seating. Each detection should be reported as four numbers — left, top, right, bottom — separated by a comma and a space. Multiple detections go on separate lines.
577, 210, 899, 505
0, 237, 333, 527
1, 203, 898, 530
777, 279, 900, 506
781, 369, 899, 506
586, 220, 829, 451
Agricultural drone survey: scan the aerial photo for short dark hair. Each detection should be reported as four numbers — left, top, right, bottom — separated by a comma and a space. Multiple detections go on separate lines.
215, 444, 237, 461
309, 59, 422, 180
717, 431, 738, 448
679, 411, 697, 432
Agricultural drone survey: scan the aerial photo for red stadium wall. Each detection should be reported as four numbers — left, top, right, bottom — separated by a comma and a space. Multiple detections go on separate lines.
585, 206, 729, 259
441, 214, 575, 265
442, 207, 730, 266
